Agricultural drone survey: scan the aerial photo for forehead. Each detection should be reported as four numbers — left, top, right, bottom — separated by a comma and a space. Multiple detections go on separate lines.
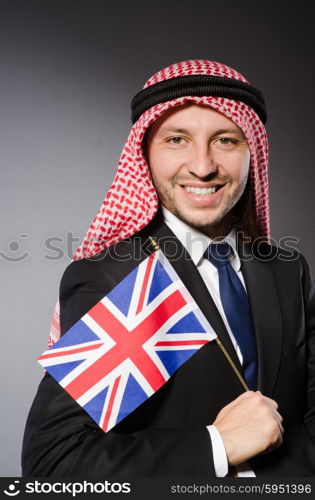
147, 103, 243, 137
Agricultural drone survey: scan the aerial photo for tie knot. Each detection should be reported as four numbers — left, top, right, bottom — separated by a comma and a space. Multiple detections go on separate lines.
203, 242, 232, 268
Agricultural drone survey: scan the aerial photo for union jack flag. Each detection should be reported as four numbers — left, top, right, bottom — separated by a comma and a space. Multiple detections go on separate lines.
38, 250, 217, 432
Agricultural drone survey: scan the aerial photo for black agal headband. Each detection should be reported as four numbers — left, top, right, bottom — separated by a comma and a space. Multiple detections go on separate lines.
131, 75, 267, 124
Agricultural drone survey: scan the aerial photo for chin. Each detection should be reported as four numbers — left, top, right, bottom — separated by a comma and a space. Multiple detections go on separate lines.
172, 205, 229, 231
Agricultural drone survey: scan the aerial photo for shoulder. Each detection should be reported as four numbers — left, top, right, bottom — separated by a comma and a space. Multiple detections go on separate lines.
59, 213, 167, 298
58, 236, 152, 334
248, 240, 314, 290
59, 251, 109, 297
60, 237, 147, 294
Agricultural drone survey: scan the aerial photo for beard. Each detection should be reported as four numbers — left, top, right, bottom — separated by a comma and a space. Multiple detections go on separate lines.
153, 175, 249, 239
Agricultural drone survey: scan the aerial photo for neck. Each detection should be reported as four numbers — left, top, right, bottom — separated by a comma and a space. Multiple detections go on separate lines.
161, 205, 235, 242
197, 215, 235, 241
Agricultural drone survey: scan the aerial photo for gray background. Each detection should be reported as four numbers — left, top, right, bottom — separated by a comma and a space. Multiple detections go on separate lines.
0, 0, 314, 476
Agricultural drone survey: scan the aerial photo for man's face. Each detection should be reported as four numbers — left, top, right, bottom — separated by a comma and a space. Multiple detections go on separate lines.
146, 104, 250, 238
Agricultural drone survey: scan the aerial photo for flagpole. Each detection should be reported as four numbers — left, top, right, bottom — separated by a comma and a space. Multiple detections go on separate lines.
215, 338, 249, 391
149, 236, 160, 251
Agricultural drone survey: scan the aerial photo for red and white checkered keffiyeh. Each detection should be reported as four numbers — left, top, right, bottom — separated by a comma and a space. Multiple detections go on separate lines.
48, 59, 269, 346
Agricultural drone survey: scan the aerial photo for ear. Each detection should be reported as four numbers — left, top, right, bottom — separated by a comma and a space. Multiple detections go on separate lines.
142, 128, 150, 164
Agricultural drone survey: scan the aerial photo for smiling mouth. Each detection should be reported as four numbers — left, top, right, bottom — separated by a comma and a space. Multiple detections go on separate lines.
182, 185, 225, 196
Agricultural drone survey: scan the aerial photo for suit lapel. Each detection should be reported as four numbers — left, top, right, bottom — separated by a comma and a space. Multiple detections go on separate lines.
143, 219, 243, 375
240, 247, 283, 397
144, 218, 284, 397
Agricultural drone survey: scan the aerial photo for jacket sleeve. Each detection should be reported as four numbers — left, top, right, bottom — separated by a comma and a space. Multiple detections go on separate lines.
21, 258, 216, 477
251, 254, 315, 476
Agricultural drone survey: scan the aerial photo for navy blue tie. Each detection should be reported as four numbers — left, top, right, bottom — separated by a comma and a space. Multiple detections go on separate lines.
204, 242, 257, 390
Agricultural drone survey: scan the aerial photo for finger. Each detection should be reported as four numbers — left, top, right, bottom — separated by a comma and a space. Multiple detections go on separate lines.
272, 408, 283, 423
277, 418, 284, 434
276, 410, 283, 424
221, 390, 256, 411
275, 419, 284, 435
254, 390, 279, 409
260, 395, 279, 410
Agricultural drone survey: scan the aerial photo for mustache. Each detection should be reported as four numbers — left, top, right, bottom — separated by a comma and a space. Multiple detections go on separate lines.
173, 174, 231, 184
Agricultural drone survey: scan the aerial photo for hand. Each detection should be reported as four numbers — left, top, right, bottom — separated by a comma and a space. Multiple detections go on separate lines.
213, 391, 284, 465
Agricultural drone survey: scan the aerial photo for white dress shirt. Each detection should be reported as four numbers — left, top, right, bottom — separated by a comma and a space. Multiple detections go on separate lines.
162, 207, 255, 477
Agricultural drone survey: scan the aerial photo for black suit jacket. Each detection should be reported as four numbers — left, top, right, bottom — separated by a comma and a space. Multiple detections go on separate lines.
22, 217, 315, 477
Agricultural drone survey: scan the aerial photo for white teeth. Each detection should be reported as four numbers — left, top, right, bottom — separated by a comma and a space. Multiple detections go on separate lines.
184, 186, 216, 195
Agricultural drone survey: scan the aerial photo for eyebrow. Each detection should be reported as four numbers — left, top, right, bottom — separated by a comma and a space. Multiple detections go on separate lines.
161, 127, 191, 134
213, 128, 244, 136
160, 126, 244, 136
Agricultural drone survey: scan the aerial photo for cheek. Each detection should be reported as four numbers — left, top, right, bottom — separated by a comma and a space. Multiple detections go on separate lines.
242, 153, 251, 180
148, 150, 179, 183
228, 151, 250, 182
239, 160, 250, 181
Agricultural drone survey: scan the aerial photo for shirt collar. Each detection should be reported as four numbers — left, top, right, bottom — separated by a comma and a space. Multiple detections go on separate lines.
161, 206, 241, 271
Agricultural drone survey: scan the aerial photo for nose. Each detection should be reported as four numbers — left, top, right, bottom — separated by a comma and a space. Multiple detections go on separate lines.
188, 142, 218, 179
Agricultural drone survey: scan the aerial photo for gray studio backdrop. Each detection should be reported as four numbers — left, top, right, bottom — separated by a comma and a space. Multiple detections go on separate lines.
1, 0, 314, 476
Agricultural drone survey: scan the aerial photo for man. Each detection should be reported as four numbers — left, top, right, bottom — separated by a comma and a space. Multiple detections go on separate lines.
22, 60, 315, 477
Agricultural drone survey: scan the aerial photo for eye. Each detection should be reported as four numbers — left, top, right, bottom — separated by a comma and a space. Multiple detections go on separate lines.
167, 136, 185, 145
216, 137, 238, 146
